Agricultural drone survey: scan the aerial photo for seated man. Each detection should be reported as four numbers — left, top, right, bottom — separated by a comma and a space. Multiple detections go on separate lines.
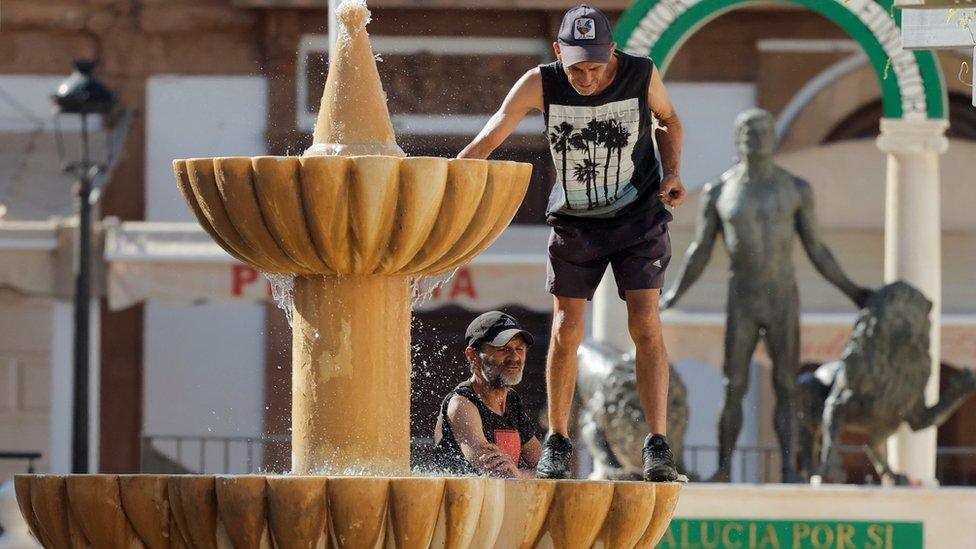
432, 311, 542, 477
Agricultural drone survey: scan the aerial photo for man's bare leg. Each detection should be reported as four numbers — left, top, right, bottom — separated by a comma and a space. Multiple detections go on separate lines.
624, 288, 668, 434
626, 288, 682, 481
537, 294, 586, 479
545, 295, 587, 436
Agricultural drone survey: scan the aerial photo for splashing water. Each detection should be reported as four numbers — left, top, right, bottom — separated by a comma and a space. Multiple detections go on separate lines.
410, 268, 459, 309
264, 273, 296, 326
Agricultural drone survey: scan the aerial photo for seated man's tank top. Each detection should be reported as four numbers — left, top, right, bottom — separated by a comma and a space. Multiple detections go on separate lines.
431, 383, 536, 475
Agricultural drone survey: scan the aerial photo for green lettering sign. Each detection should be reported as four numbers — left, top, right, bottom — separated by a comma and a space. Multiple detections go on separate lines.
658, 519, 923, 549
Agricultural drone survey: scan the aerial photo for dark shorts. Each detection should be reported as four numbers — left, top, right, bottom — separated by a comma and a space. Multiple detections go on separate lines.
546, 209, 673, 300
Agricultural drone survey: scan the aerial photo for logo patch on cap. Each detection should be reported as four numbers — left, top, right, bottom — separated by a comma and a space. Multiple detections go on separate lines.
573, 17, 596, 40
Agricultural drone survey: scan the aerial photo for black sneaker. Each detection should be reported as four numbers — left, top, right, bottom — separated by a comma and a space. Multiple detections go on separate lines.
643, 434, 682, 482
536, 433, 573, 479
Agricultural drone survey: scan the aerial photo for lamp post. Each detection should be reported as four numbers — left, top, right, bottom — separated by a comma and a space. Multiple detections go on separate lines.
53, 60, 118, 474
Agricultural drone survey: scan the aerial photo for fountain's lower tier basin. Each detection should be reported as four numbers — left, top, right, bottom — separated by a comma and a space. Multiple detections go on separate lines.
15, 474, 680, 549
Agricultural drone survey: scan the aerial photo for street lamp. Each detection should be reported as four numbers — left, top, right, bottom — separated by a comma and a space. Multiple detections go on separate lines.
53, 60, 118, 474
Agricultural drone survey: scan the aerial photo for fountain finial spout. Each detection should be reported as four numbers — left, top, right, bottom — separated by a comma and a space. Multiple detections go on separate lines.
307, 0, 405, 157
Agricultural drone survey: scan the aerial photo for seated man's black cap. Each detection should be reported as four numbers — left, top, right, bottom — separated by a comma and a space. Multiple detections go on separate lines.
465, 311, 535, 349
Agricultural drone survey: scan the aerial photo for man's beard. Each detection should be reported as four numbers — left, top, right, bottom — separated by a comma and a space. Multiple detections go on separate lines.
481, 358, 523, 388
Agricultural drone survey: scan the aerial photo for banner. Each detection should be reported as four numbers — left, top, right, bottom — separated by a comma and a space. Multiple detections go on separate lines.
659, 519, 923, 549
108, 260, 552, 312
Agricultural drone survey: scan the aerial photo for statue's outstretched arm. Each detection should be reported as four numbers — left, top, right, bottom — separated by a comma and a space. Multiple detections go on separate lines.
661, 182, 721, 309
795, 178, 871, 308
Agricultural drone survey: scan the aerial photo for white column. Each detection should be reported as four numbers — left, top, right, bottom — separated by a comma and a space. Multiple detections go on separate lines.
876, 117, 948, 485
88, 298, 101, 473
48, 298, 100, 474
49, 301, 73, 474
592, 270, 634, 353
328, 0, 338, 64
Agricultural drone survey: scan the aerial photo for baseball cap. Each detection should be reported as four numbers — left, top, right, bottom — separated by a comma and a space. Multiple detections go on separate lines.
557, 5, 614, 67
465, 311, 535, 349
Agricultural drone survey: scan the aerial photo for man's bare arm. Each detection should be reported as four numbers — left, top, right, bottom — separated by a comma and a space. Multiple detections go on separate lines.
795, 178, 871, 308
512, 437, 541, 479
458, 69, 544, 160
446, 396, 519, 477
647, 66, 686, 207
661, 181, 721, 309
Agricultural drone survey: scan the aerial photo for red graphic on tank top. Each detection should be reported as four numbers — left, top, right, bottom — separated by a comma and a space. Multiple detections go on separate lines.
494, 429, 521, 464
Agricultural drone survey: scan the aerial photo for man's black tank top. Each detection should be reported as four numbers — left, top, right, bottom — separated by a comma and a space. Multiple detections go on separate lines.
432, 383, 536, 475
540, 51, 663, 227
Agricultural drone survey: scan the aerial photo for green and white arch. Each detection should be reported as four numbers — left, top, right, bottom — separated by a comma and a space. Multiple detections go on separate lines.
614, 0, 947, 120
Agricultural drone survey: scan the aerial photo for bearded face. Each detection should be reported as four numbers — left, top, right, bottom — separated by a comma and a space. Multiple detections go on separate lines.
476, 339, 527, 388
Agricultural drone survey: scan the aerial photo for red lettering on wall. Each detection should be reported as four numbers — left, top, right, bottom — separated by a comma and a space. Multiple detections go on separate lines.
232, 265, 259, 296
449, 268, 477, 300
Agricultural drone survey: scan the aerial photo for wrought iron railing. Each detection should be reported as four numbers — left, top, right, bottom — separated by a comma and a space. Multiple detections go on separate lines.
141, 434, 976, 485
140, 434, 288, 475
682, 443, 976, 485
0, 451, 42, 473
140, 434, 437, 474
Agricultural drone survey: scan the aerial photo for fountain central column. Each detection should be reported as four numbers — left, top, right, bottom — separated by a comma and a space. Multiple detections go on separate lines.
291, 275, 412, 474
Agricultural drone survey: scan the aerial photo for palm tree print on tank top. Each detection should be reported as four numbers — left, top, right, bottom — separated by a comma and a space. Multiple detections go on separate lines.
540, 51, 662, 224
547, 100, 638, 210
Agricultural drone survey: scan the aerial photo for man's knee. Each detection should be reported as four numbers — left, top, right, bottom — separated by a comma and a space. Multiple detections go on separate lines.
627, 311, 662, 349
551, 310, 585, 351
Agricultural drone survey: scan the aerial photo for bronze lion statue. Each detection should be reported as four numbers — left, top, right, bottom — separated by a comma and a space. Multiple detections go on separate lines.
797, 282, 976, 484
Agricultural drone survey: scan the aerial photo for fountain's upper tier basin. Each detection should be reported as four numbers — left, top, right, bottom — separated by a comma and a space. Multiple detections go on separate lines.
174, 156, 532, 277
16, 474, 680, 549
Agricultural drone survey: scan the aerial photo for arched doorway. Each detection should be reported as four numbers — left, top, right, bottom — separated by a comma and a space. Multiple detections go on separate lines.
825, 93, 976, 141
615, 0, 947, 120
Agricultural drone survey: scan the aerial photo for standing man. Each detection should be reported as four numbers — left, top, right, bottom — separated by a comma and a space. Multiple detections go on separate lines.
459, 4, 686, 481
432, 312, 541, 477
661, 108, 871, 482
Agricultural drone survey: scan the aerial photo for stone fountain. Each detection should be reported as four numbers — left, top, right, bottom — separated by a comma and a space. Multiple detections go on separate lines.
15, 2, 680, 547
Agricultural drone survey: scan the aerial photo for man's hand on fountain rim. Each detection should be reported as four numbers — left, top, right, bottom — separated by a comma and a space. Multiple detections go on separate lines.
477, 445, 520, 478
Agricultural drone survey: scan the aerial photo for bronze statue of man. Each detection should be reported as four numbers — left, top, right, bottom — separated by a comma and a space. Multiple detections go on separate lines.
661, 108, 870, 482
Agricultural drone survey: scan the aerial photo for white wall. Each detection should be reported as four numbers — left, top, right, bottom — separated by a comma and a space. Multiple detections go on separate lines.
146, 76, 269, 222
0, 76, 93, 475
0, 292, 52, 481
0, 76, 64, 132
144, 76, 269, 471
665, 83, 757, 190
